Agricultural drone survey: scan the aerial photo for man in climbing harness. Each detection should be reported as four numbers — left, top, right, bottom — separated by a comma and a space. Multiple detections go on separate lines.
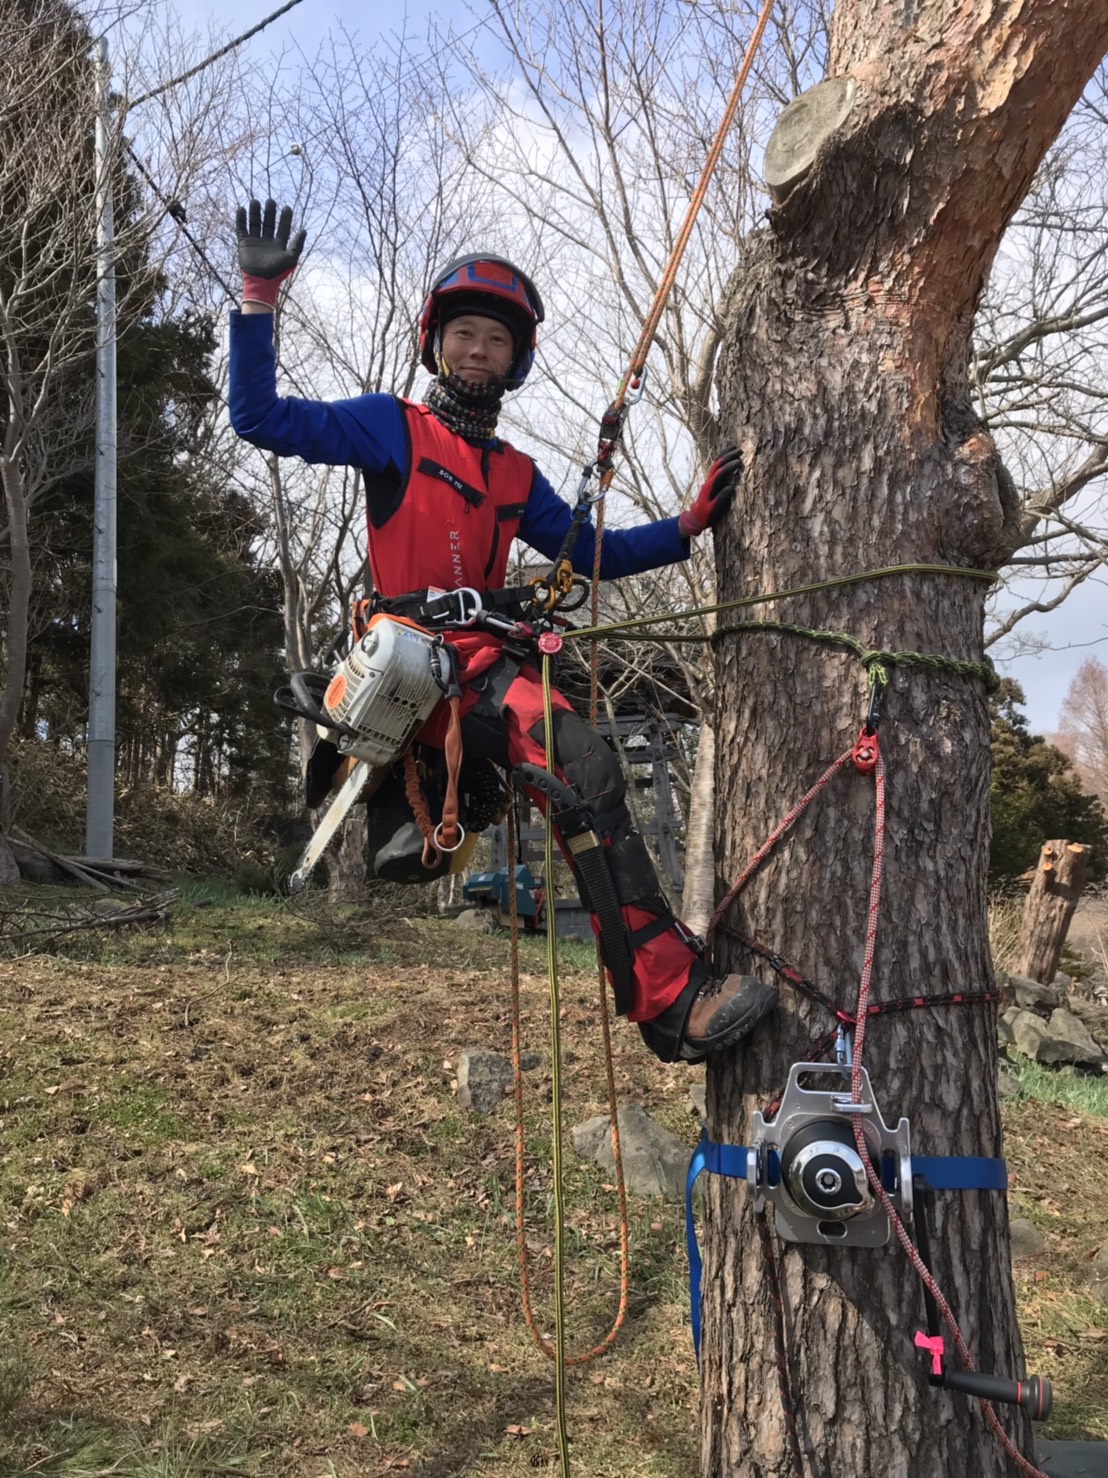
229, 197, 778, 1064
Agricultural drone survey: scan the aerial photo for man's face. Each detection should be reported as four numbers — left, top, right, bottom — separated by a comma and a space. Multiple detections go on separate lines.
440, 314, 515, 384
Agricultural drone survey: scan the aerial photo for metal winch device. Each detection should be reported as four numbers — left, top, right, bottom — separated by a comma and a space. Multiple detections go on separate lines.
746, 1054, 911, 1247
686, 1030, 1054, 1421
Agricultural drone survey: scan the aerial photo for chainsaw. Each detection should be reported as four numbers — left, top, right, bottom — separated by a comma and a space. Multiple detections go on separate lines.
275, 612, 450, 891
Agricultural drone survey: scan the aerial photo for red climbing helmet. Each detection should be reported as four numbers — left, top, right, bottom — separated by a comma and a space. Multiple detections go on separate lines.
419, 253, 545, 391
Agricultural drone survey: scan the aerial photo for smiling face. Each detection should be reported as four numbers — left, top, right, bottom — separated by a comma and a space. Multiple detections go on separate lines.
440, 314, 515, 384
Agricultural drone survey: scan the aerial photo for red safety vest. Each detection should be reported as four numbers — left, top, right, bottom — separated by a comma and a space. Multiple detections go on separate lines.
367, 401, 533, 598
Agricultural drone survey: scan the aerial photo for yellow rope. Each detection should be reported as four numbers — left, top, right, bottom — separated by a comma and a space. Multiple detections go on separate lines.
565, 562, 998, 641
542, 654, 571, 1473
519, 4, 780, 1463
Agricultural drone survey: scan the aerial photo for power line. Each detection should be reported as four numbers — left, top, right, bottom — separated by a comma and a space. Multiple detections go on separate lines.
124, 142, 240, 301
125, 0, 305, 109
120, 9, 496, 300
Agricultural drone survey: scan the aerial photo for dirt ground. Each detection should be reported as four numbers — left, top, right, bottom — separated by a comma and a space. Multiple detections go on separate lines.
1, 893, 1107, 1475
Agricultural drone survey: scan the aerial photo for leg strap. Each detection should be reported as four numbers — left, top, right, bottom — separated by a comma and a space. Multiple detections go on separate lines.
516, 762, 637, 1016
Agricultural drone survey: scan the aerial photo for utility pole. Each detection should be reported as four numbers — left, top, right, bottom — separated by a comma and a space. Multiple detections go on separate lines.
86, 35, 117, 861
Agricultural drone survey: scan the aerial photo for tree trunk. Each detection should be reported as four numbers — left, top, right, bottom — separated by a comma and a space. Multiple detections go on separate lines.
683, 719, 717, 935
325, 807, 367, 900
1014, 839, 1091, 985
702, 4, 1108, 1475
0, 454, 32, 775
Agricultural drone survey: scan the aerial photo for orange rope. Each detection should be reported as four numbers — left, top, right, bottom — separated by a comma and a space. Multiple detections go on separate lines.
507, 801, 631, 1365
509, 0, 775, 1373
439, 695, 464, 849
403, 748, 440, 869
403, 695, 464, 868
591, 0, 776, 504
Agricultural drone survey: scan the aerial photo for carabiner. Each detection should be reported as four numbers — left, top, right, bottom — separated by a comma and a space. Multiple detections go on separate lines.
623, 364, 648, 404
864, 675, 884, 734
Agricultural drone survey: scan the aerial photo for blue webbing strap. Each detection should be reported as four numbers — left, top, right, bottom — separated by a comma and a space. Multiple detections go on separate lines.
684, 1131, 1007, 1361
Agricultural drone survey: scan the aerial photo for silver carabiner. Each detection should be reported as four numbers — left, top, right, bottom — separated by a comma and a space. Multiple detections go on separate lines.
624, 364, 648, 404
436, 587, 483, 627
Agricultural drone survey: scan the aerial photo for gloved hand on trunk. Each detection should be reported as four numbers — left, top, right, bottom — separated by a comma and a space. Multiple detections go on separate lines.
678, 446, 743, 538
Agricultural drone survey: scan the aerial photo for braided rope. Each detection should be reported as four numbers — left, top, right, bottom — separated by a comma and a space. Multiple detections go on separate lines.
566, 562, 997, 643
847, 756, 1051, 1478
756, 1211, 806, 1478
505, 710, 631, 1372
584, 0, 778, 502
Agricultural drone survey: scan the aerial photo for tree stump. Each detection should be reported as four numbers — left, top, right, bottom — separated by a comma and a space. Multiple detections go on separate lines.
1014, 839, 1091, 985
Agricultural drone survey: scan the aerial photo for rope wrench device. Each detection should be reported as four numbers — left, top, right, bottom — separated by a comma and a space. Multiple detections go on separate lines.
686, 681, 1053, 1427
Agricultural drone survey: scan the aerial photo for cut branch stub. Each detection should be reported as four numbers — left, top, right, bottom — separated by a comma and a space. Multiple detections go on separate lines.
1014, 839, 1092, 985
763, 78, 857, 203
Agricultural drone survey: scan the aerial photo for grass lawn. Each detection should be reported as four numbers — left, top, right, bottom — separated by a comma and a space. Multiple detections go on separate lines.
1, 886, 1106, 1474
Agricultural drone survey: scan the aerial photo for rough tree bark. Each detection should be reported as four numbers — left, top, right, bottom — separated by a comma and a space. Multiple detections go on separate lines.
703, 4, 1108, 1475
1015, 839, 1091, 986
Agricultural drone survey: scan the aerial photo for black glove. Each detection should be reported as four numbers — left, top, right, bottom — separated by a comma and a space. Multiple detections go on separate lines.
236, 198, 306, 306
679, 446, 744, 537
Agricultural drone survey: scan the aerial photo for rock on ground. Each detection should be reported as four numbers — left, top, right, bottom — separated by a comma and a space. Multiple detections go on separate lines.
1009, 1219, 1047, 1258
1006, 975, 1064, 1012
454, 908, 494, 933
1046, 1008, 1104, 1065
1088, 1239, 1108, 1304
455, 1048, 512, 1113
571, 1103, 691, 1199
1005, 1007, 1102, 1066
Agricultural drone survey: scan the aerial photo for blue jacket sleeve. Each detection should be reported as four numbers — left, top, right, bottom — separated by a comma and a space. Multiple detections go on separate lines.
518, 463, 691, 581
228, 310, 405, 471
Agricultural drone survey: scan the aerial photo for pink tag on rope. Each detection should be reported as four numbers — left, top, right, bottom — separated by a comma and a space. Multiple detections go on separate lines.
538, 632, 563, 655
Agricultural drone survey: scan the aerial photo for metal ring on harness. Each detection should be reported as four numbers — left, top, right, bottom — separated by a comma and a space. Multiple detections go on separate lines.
432, 820, 467, 853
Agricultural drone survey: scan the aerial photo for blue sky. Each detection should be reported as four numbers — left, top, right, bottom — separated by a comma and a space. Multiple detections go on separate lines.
132, 0, 450, 66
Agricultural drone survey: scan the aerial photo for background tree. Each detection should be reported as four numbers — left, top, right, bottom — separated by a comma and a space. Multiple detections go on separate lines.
704, 3, 1108, 1475
974, 64, 1108, 648
990, 677, 1106, 880
1054, 656, 1108, 807
440, 0, 781, 926
0, 0, 274, 865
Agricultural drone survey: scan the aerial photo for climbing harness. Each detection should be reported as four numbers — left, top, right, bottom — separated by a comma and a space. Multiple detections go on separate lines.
682, 678, 1054, 1478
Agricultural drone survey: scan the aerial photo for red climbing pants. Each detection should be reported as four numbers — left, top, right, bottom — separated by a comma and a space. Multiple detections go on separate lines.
419, 641, 697, 1024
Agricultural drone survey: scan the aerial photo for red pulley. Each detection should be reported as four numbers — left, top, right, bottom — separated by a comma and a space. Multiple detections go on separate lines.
852, 726, 879, 774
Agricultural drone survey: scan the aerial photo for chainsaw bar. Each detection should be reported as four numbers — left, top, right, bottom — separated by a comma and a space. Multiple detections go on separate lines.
289, 761, 376, 893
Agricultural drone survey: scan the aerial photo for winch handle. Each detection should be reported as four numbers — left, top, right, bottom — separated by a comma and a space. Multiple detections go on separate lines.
940, 1369, 1052, 1421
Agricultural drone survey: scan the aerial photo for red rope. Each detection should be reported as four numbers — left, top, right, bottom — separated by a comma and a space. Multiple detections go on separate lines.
710, 743, 1050, 1478
846, 754, 1050, 1478
706, 749, 856, 940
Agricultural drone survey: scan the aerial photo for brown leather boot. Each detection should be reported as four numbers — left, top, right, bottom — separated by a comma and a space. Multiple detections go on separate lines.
679, 973, 778, 1061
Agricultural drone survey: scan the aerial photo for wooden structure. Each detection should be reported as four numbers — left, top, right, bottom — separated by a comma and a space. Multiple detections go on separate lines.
1014, 838, 1092, 984
488, 710, 687, 897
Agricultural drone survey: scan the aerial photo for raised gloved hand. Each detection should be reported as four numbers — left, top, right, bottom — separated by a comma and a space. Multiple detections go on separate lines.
678, 446, 743, 538
235, 198, 306, 309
